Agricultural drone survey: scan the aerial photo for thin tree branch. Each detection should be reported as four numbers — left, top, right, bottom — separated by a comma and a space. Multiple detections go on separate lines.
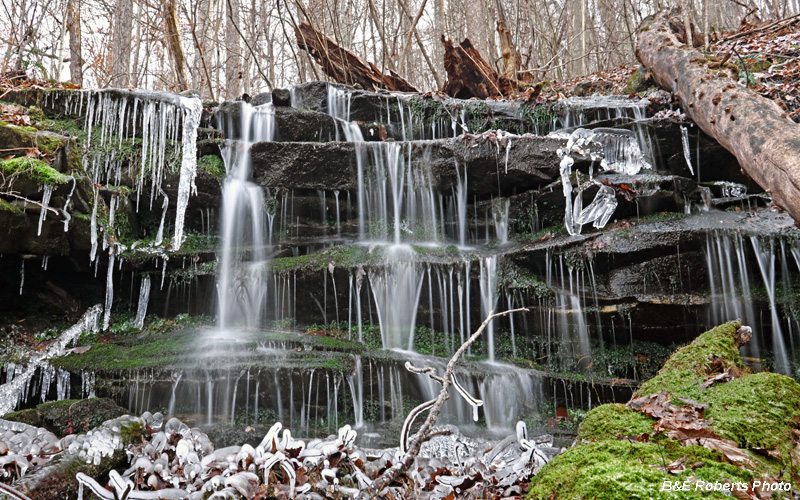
365, 306, 529, 497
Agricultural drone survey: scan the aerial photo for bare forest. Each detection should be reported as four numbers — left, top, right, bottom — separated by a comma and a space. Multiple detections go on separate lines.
2, 0, 799, 98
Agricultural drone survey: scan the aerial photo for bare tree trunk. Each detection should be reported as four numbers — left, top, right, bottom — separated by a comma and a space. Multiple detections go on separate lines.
190, 0, 211, 91
66, 0, 83, 86
164, 0, 189, 90
110, 0, 133, 86
295, 21, 417, 91
225, 0, 243, 98
495, 0, 521, 79
637, 9, 800, 223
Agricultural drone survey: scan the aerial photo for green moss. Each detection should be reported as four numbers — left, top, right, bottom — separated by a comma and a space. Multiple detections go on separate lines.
51, 316, 367, 372
579, 403, 655, 441
635, 320, 744, 400
705, 372, 800, 451
498, 260, 552, 297
531, 321, 800, 498
198, 154, 225, 179
0, 198, 22, 213
270, 245, 380, 274
528, 440, 752, 500
0, 157, 68, 185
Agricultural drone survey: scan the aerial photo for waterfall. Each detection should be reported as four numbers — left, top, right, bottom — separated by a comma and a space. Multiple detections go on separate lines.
216, 102, 276, 329
368, 246, 425, 350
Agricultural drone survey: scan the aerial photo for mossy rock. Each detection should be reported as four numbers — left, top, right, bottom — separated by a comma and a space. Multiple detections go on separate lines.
3, 398, 128, 436
622, 66, 656, 94
0, 122, 69, 157
635, 320, 746, 400
578, 403, 655, 441
530, 321, 800, 498
528, 440, 752, 500
0, 157, 70, 192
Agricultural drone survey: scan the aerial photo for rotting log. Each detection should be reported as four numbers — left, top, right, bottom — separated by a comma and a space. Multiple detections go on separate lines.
637, 9, 800, 223
441, 36, 520, 98
295, 21, 417, 93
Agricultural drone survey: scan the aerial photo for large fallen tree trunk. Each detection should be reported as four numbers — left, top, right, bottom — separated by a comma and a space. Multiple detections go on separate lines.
637, 9, 800, 223
295, 21, 418, 92
441, 37, 521, 98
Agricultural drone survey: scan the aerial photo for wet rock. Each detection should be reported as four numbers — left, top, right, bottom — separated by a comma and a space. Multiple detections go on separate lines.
250, 92, 272, 106
249, 134, 589, 196
272, 88, 292, 106
274, 107, 338, 142
4, 398, 129, 436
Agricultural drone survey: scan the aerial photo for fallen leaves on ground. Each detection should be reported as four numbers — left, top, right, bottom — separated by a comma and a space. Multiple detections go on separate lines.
627, 391, 756, 468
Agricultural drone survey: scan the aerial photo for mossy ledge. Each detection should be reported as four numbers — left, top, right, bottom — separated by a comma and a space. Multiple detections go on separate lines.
0, 156, 69, 185
528, 321, 800, 499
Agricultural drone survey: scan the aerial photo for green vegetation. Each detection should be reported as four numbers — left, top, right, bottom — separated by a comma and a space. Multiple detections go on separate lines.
578, 403, 655, 441
0, 156, 69, 185
270, 245, 381, 274
529, 320, 799, 499
528, 440, 752, 500
635, 321, 745, 400
592, 341, 674, 382
518, 102, 557, 129
198, 154, 225, 179
0, 198, 22, 214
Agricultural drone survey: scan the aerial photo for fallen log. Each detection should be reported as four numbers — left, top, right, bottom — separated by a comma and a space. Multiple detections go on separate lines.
637, 9, 800, 223
441, 37, 520, 98
295, 21, 417, 93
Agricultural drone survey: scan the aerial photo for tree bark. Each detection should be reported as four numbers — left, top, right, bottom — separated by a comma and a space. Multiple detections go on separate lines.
294, 21, 418, 92
441, 36, 520, 98
66, 0, 83, 86
225, 0, 243, 98
164, 0, 189, 90
637, 9, 800, 222
110, 0, 133, 86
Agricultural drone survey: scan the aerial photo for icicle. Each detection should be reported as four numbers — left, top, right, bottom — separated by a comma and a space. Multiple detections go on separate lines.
89, 187, 99, 263
0, 304, 101, 415
161, 258, 168, 290
154, 192, 169, 246
680, 125, 695, 176
37, 184, 53, 236
103, 247, 115, 330
135, 276, 151, 329
557, 134, 619, 235
19, 259, 24, 295
172, 96, 203, 250
62, 175, 76, 231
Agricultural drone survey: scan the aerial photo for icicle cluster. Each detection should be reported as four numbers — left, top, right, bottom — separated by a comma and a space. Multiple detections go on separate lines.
58, 89, 202, 253
555, 129, 623, 236
0, 305, 101, 415
58, 90, 202, 329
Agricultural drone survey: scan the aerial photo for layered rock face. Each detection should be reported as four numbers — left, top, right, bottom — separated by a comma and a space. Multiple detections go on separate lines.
0, 81, 797, 449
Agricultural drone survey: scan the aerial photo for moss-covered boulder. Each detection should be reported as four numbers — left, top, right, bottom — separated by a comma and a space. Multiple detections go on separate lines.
578, 403, 655, 441
528, 321, 800, 499
4, 398, 128, 436
635, 321, 748, 400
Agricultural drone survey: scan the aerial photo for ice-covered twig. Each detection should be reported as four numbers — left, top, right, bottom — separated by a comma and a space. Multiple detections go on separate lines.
367, 307, 529, 498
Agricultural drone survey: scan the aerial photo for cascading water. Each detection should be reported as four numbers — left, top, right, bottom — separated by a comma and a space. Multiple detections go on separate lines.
216, 103, 275, 329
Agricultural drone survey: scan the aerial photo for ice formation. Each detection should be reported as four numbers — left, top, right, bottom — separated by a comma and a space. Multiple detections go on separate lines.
0, 305, 101, 415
